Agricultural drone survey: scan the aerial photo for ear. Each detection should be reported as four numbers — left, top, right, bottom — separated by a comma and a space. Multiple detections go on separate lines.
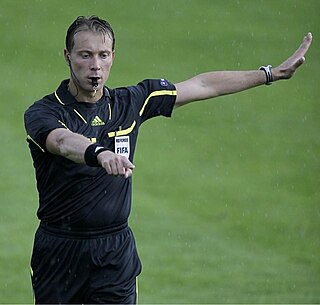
111, 51, 115, 64
63, 48, 71, 66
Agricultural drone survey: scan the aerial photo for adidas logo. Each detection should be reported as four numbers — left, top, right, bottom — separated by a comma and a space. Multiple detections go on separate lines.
91, 116, 105, 126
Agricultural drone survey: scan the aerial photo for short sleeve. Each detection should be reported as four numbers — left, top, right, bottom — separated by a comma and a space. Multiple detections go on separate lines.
24, 101, 66, 151
128, 79, 177, 123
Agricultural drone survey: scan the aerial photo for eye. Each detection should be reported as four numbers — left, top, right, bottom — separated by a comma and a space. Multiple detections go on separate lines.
79, 52, 90, 59
101, 52, 110, 59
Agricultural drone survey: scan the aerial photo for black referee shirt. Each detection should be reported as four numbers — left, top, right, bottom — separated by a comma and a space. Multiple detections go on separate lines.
24, 79, 176, 230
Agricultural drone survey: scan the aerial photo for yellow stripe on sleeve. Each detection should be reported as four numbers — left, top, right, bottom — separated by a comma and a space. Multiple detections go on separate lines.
58, 120, 70, 130
27, 135, 45, 152
108, 89, 176, 138
136, 277, 139, 304
139, 90, 177, 117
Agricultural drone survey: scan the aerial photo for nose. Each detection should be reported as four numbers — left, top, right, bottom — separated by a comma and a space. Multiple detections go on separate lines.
90, 56, 101, 71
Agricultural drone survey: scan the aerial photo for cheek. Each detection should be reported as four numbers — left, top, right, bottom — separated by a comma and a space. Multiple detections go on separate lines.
106, 56, 114, 66
107, 58, 114, 67
72, 61, 88, 72
103, 61, 113, 72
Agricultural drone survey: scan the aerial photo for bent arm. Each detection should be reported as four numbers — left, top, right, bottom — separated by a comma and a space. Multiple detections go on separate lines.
175, 32, 312, 107
46, 128, 135, 177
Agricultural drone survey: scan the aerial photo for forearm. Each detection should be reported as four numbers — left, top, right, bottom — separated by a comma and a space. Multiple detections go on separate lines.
46, 128, 92, 164
196, 70, 267, 98
175, 69, 269, 106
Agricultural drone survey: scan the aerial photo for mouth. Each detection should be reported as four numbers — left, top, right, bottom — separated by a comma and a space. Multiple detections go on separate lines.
88, 77, 100, 89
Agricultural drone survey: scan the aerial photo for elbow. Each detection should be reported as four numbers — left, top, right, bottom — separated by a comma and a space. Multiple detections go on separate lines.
45, 129, 70, 157
55, 137, 69, 157
197, 75, 219, 100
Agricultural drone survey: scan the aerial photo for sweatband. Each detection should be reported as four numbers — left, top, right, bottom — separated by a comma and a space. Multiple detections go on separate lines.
259, 65, 273, 85
84, 144, 109, 167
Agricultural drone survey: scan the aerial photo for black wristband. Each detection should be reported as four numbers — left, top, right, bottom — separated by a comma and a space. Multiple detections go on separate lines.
259, 65, 273, 85
84, 144, 109, 167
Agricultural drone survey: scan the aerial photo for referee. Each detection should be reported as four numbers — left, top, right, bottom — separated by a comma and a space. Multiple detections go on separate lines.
24, 15, 312, 304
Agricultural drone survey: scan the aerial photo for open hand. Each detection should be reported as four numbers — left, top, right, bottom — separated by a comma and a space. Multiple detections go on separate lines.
273, 32, 313, 81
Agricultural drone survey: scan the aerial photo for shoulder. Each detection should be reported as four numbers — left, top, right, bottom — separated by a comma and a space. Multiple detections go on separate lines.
25, 93, 58, 112
131, 78, 175, 93
110, 79, 175, 98
24, 92, 64, 123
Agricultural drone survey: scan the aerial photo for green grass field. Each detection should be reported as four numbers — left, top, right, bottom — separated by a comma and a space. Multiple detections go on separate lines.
0, 0, 319, 303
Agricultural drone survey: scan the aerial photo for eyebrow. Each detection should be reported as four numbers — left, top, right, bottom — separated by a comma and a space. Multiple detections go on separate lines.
77, 49, 111, 54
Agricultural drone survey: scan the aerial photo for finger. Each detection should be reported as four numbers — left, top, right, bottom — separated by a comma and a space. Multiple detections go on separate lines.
292, 32, 313, 58
120, 159, 135, 171
124, 168, 133, 178
113, 156, 135, 176
102, 162, 112, 175
120, 158, 135, 177
121, 156, 134, 168
109, 161, 119, 176
115, 159, 126, 176
289, 56, 306, 72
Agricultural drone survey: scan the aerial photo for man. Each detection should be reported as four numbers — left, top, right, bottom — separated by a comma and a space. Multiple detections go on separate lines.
24, 15, 312, 304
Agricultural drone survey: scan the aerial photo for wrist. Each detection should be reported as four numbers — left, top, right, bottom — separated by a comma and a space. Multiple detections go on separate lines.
269, 67, 281, 81
259, 65, 273, 85
84, 144, 109, 167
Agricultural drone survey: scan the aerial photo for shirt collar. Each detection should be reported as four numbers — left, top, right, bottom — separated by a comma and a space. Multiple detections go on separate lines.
55, 79, 111, 105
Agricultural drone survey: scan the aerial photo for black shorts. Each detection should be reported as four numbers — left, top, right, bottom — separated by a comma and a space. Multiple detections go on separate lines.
30, 222, 142, 304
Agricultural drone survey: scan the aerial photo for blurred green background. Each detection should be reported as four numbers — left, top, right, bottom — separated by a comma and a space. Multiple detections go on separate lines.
0, 0, 319, 303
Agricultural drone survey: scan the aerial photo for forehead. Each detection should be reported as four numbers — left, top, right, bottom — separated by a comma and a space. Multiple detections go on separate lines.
72, 30, 113, 52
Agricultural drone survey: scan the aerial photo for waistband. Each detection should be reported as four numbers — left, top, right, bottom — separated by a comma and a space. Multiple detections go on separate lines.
39, 221, 128, 239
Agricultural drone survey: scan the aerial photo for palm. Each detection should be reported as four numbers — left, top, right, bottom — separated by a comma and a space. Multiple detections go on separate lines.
275, 32, 313, 80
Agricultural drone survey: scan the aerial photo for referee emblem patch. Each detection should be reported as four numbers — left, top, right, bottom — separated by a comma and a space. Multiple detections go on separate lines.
115, 136, 130, 159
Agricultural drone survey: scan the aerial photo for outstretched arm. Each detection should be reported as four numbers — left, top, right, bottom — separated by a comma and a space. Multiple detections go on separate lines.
174, 32, 313, 107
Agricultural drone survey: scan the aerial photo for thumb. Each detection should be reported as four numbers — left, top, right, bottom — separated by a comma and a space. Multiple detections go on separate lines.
298, 56, 306, 66
294, 56, 305, 68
